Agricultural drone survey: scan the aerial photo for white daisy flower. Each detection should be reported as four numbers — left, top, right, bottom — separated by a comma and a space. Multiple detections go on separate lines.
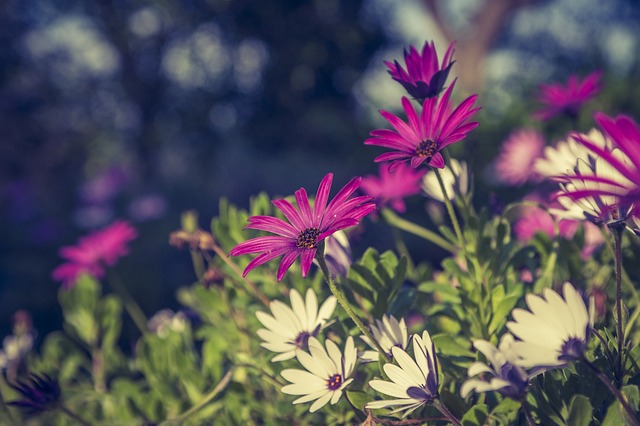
461, 334, 529, 399
361, 314, 409, 362
507, 282, 595, 372
534, 128, 612, 178
256, 288, 336, 362
366, 330, 439, 417
556, 150, 636, 225
422, 159, 469, 202
280, 336, 357, 413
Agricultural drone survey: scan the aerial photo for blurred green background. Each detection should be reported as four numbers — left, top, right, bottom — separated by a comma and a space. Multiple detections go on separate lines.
1, 0, 639, 344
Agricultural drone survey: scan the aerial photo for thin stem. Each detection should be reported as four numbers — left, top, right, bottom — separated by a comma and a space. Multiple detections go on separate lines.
190, 250, 206, 281
315, 252, 392, 362
167, 369, 233, 425
592, 328, 616, 368
91, 347, 106, 393
432, 399, 462, 426
434, 168, 465, 247
107, 270, 148, 334
60, 404, 92, 426
612, 226, 624, 381
521, 399, 536, 426
583, 358, 639, 426
212, 243, 270, 307
381, 208, 456, 252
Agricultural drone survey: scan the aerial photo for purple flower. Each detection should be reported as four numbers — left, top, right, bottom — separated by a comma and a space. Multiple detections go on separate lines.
533, 71, 602, 121
385, 41, 455, 101
365, 82, 480, 171
8, 373, 61, 415
495, 129, 545, 186
52, 220, 138, 289
360, 163, 426, 213
229, 173, 376, 281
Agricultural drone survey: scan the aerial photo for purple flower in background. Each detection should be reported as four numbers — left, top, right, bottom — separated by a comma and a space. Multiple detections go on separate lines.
229, 173, 376, 281
360, 163, 426, 213
533, 71, 602, 121
52, 220, 138, 288
495, 129, 545, 186
128, 193, 168, 221
8, 374, 61, 416
385, 41, 455, 101
79, 166, 129, 204
365, 82, 480, 171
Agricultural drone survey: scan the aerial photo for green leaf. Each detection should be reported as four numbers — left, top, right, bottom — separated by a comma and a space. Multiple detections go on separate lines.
462, 404, 488, 426
566, 394, 593, 426
346, 391, 369, 412
432, 334, 473, 357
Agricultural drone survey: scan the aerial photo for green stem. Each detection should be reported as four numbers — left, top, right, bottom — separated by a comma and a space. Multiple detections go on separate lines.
381, 208, 456, 252
190, 250, 206, 281
213, 243, 270, 307
59, 405, 92, 426
434, 168, 464, 247
612, 226, 624, 381
166, 369, 233, 425
107, 270, 149, 334
583, 358, 639, 426
521, 399, 536, 426
315, 252, 392, 362
91, 347, 106, 393
432, 399, 462, 426
0, 375, 17, 425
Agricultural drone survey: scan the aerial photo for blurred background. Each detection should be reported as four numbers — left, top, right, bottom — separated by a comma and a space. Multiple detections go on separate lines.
1, 0, 640, 342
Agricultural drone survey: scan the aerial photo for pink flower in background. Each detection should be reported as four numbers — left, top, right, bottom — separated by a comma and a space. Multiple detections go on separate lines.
514, 205, 578, 243
365, 82, 480, 171
360, 163, 426, 213
495, 129, 545, 185
533, 71, 602, 120
385, 41, 455, 101
229, 173, 376, 281
52, 220, 138, 289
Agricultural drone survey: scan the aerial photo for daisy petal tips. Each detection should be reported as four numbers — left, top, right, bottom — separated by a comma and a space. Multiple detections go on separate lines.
366, 330, 439, 418
280, 336, 357, 413
365, 81, 480, 171
256, 288, 337, 362
229, 173, 376, 281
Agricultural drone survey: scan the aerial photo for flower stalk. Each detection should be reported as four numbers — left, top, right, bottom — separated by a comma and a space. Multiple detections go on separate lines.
315, 251, 392, 362
611, 224, 625, 381
434, 168, 465, 248
107, 270, 149, 335
432, 399, 462, 426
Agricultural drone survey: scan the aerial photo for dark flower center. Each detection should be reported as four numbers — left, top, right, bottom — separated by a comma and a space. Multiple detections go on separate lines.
416, 139, 438, 161
498, 363, 529, 399
294, 332, 311, 350
327, 374, 343, 390
296, 227, 320, 249
559, 337, 587, 361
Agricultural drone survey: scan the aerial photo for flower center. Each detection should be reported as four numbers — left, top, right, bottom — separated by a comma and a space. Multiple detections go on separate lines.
559, 337, 587, 361
294, 332, 311, 350
296, 227, 320, 249
327, 373, 343, 390
416, 139, 438, 161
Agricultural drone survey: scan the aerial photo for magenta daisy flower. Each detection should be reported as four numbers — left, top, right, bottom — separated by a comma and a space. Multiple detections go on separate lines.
52, 220, 138, 289
360, 163, 426, 213
229, 173, 376, 281
533, 71, 602, 121
365, 81, 480, 171
495, 129, 545, 186
385, 41, 455, 101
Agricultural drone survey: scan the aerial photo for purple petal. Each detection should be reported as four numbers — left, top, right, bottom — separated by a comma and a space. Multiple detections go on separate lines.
245, 216, 298, 237
276, 250, 302, 281
272, 199, 306, 231
229, 236, 293, 256
300, 249, 317, 277
314, 173, 333, 225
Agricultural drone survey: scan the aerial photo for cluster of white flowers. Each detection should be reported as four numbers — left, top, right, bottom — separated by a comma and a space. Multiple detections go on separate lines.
257, 283, 593, 417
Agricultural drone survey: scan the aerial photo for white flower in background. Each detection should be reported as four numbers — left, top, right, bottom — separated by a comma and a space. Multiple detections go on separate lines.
534, 128, 612, 178
281, 336, 357, 413
366, 330, 439, 417
256, 288, 336, 362
361, 314, 409, 362
147, 309, 188, 337
507, 282, 594, 372
461, 334, 529, 399
0, 334, 34, 370
422, 159, 468, 202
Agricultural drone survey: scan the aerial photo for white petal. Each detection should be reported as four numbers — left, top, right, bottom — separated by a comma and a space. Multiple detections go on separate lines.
467, 361, 493, 377
297, 348, 330, 378
369, 380, 410, 398
289, 289, 308, 330
271, 301, 303, 334
392, 346, 425, 386
343, 336, 357, 377
309, 391, 333, 412
292, 389, 328, 404
256, 311, 295, 338
383, 363, 421, 388
317, 296, 337, 325
304, 288, 318, 329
